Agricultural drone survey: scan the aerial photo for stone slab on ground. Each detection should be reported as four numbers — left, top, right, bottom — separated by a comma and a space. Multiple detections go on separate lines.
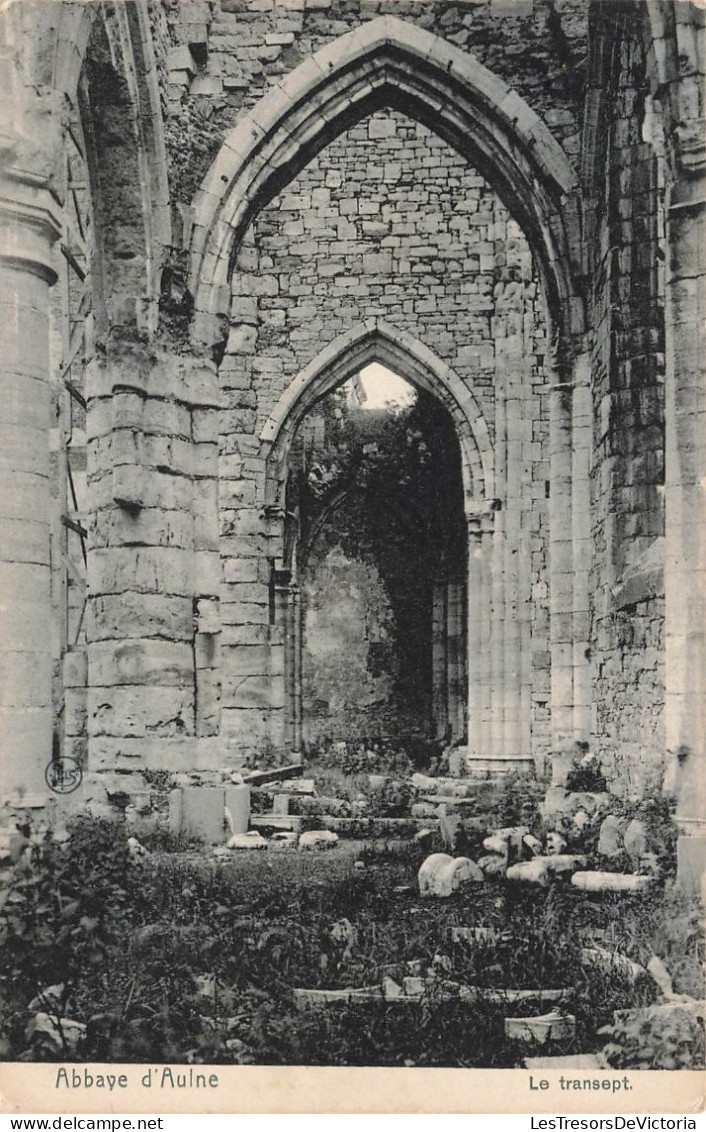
224, 784, 251, 835
252, 778, 315, 796
505, 1011, 576, 1044
317, 816, 434, 838
294, 986, 382, 1008
420, 795, 481, 809
244, 763, 303, 786
250, 814, 302, 834
571, 871, 654, 894
169, 785, 225, 844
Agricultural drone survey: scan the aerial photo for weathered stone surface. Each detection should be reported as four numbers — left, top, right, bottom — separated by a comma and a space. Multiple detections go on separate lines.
623, 818, 650, 868
598, 814, 625, 857
571, 872, 655, 895
226, 831, 267, 850
7, 0, 704, 904
418, 853, 484, 897
299, 829, 339, 850
505, 1011, 576, 1044
224, 784, 251, 835
169, 786, 225, 844
477, 854, 507, 878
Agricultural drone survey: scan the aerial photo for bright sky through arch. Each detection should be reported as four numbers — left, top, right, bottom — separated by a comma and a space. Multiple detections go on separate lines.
352, 362, 417, 410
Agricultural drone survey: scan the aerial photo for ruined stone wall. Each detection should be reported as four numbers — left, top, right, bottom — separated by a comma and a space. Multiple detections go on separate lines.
55, 0, 586, 774
218, 106, 552, 761
585, 4, 666, 790
156, 0, 587, 227
236, 109, 537, 430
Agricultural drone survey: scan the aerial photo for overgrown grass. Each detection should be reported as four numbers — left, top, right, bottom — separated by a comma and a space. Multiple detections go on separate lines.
0, 817, 702, 1067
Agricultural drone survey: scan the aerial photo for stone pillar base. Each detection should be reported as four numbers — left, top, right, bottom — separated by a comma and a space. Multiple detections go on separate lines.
676, 835, 706, 896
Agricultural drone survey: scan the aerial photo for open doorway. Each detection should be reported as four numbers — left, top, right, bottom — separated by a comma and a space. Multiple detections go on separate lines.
284, 365, 467, 754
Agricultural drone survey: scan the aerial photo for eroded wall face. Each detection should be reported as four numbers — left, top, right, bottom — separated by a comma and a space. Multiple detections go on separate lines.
587, 9, 666, 792
217, 106, 551, 762
152, 0, 586, 222
29, 0, 682, 794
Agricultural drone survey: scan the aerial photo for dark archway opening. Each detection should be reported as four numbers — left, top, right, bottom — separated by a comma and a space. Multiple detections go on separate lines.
286, 365, 467, 753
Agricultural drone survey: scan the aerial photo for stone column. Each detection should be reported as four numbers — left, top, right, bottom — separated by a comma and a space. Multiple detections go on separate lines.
291, 583, 303, 754
503, 372, 522, 759
466, 506, 494, 767
446, 581, 465, 743
664, 155, 706, 891
431, 581, 448, 739
85, 349, 200, 785
490, 387, 506, 759
549, 380, 575, 766
571, 356, 592, 744
0, 170, 62, 802
466, 518, 484, 758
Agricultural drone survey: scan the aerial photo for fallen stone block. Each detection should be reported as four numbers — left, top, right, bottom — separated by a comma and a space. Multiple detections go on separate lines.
571, 871, 655, 894
169, 785, 225, 844
225, 783, 251, 836
483, 826, 529, 857
250, 814, 302, 834
505, 1011, 576, 1044
28, 1013, 86, 1052
612, 998, 704, 1029
244, 763, 303, 787
299, 829, 339, 851
411, 802, 443, 819
581, 947, 647, 984
431, 981, 572, 1006
293, 986, 382, 1009
545, 831, 568, 855
646, 955, 673, 996
508, 854, 588, 885
478, 854, 506, 878
523, 834, 543, 856
411, 774, 477, 797
403, 976, 426, 997
623, 817, 650, 868
276, 778, 315, 795
315, 816, 424, 838
507, 859, 551, 885
421, 795, 477, 809
382, 976, 404, 1000
127, 836, 151, 860
269, 832, 298, 850
226, 831, 267, 850
597, 814, 625, 857
418, 853, 484, 897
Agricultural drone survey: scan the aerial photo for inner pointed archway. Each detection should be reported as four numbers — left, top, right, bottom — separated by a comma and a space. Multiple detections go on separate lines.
285, 366, 468, 752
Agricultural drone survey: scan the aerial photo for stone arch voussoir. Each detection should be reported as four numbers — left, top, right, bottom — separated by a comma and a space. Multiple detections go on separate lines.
190, 15, 582, 361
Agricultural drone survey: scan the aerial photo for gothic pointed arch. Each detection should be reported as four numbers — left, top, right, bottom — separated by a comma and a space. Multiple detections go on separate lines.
260, 318, 494, 511
189, 15, 582, 363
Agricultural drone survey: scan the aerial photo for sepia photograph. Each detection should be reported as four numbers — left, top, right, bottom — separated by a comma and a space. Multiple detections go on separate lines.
0, 0, 704, 1114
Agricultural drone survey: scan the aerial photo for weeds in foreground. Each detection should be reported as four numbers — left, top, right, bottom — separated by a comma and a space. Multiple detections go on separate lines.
0, 817, 702, 1066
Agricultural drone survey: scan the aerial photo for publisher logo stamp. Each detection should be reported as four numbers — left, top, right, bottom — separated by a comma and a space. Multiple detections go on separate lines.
45, 756, 83, 794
